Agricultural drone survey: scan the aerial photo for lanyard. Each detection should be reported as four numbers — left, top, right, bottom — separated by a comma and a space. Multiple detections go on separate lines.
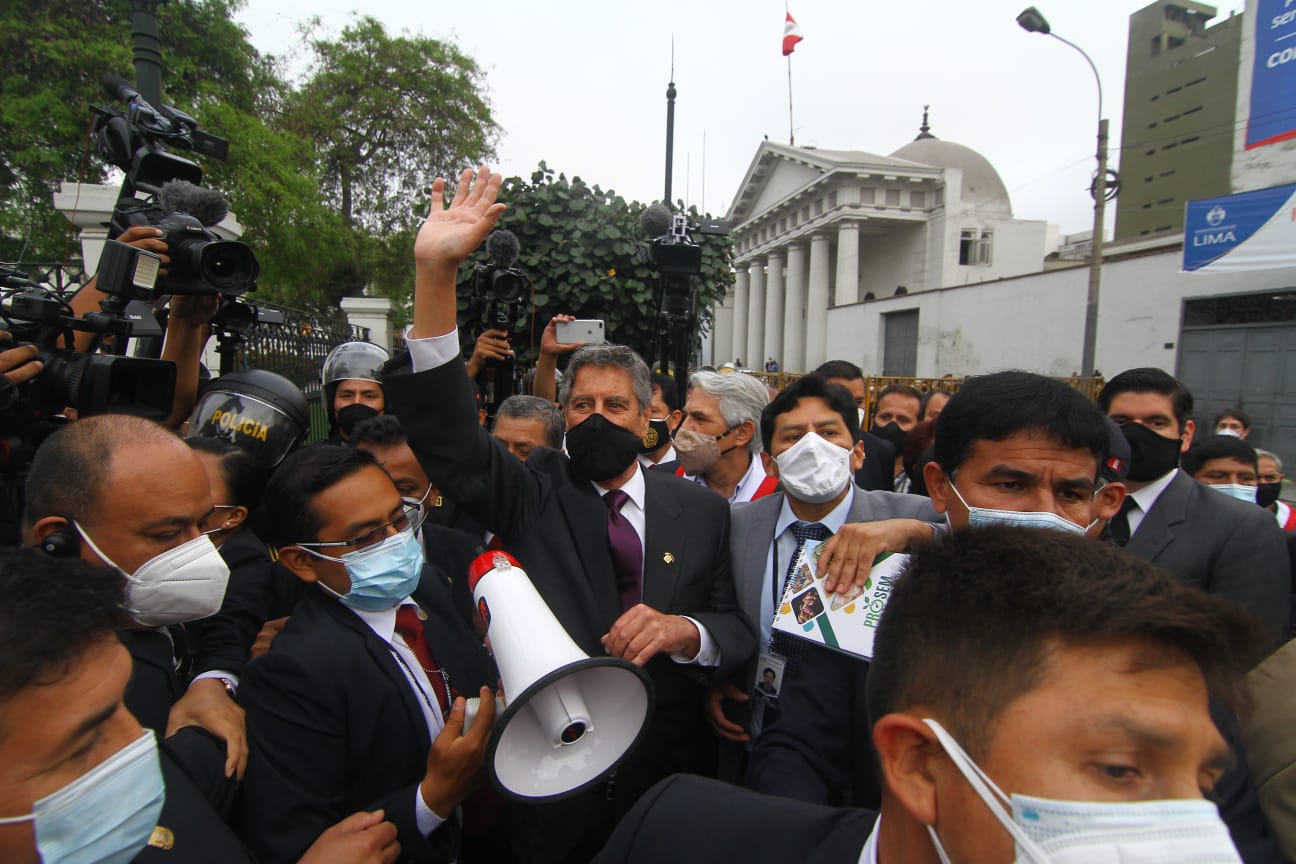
388, 644, 452, 722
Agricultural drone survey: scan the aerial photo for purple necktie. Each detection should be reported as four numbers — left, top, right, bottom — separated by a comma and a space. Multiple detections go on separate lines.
604, 489, 643, 613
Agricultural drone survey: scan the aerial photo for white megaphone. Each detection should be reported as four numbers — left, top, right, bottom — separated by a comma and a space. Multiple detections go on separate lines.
461, 550, 653, 800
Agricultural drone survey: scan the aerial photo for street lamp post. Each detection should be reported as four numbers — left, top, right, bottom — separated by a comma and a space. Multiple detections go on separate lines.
1017, 7, 1111, 378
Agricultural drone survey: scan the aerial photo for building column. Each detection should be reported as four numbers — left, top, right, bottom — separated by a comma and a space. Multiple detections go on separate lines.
712, 293, 734, 368
836, 222, 860, 304
805, 234, 832, 370
783, 243, 807, 372
746, 260, 766, 369
763, 250, 786, 370
731, 267, 750, 365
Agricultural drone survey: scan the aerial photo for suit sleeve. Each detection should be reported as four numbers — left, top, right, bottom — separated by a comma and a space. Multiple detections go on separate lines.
191, 531, 275, 678
746, 643, 863, 805
385, 360, 545, 540
1209, 507, 1291, 645
237, 650, 448, 864
683, 500, 757, 683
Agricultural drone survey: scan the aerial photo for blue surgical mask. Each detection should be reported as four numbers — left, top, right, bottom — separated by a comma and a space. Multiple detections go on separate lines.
923, 719, 1241, 864
1208, 483, 1258, 504
305, 527, 425, 612
949, 481, 1095, 535
0, 729, 165, 864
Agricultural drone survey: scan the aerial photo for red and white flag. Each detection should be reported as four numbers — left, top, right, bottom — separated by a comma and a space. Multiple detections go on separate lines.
782, 12, 803, 56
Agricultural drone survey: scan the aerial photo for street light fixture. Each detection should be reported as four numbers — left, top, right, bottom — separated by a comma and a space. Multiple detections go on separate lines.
1017, 6, 1114, 378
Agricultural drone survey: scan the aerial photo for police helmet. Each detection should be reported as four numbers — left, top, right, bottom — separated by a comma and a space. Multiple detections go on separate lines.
187, 369, 310, 468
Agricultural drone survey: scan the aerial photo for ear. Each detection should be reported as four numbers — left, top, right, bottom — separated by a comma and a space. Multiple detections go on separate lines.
734, 420, 755, 449
873, 713, 943, 827
277, 546, 321, 584
849, 439, 867, 473
1093, 482, 1126, 522
667, 409, 683, 430
30, 515, 79, 558
925, 462, 951, 515
1180, 419, 1196, 452
221, 506, 250, 533
758, 450, 774, 477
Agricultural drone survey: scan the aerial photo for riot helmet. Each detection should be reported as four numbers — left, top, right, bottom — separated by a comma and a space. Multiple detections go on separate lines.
187, 369, 310, 467
321, 341, 390, 423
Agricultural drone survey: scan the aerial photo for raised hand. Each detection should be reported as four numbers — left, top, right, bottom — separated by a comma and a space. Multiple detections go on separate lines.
414, 168, 507, 273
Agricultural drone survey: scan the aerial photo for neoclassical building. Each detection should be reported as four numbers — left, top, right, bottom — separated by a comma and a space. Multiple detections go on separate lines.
713, 115, 1050, 373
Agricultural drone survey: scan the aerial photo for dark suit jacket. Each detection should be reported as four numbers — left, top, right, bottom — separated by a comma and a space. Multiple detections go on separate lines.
122, 629, 185, 737
854, 432, 897, 493
1126, 470, 1290, 642
387, 359, 756, 859
236, 569, 496, 864
136, 729, 253, 863
190, 527, 276, 679
592, 775, 876, 864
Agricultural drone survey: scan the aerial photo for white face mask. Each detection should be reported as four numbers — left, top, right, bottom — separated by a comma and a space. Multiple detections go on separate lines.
948, 481, 1095, 536
1207, 483, 1258, 504
923, 718, 1242, 864
774, 432, 852, 504
75, 524, 231, 627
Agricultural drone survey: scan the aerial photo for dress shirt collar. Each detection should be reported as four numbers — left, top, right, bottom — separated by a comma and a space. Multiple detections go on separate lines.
316, 582, 410, 645
857, 816, 880, 864
592, 461, 647, 511
1129, 467, 1179, 514
681, 451, 769, 504
774, 484, 856, 540
638, 444, 677, 469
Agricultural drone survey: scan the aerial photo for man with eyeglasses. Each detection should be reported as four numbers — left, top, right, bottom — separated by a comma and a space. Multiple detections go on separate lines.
236, 444, 499, 864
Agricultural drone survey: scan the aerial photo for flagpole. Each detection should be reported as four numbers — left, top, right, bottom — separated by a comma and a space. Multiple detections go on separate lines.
787, 54, 795, 146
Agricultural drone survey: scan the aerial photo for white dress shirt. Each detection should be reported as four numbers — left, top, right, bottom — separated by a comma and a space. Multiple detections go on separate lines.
1125, 467, 1179, 538
405, 326, 719, 668
858, 817, 880, 864
337, 589, 449, 835
681, 450, 770, 504
759, 486, 856, 647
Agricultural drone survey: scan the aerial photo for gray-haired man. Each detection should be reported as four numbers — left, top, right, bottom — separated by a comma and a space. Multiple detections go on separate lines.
674, 370, 777, 504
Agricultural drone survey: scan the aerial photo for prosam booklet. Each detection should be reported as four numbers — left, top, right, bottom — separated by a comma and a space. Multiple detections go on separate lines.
771, 539, 909, 661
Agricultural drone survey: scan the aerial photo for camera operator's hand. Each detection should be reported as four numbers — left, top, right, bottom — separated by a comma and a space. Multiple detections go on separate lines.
533, 315, 582, 403
159, 294, 218, 431
0, 333, 42, 389
168, 294, 220, 328
69, 226, 172, 354
466, 328, 512, 379
117, 225, 171, 277
412, 168, 506, 340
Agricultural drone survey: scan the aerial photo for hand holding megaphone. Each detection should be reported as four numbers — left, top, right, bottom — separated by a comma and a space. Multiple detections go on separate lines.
419, 685, 497, 818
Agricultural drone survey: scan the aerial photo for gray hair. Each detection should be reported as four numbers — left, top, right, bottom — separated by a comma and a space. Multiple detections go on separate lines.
1256, 449, 1284, 473
558, 344, 652, 414
496, 395, 565, 449
688, 370, 770, 453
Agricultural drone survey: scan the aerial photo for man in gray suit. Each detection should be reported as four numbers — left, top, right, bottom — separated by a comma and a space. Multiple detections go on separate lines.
1098, 368, 1289, 644
703, 374, 938, 787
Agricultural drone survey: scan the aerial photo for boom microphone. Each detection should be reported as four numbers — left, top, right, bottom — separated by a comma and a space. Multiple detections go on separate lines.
486, 229, 520, 268
103, 74, 145, 105
157, 180, 229, 227
638, 203, 673, 239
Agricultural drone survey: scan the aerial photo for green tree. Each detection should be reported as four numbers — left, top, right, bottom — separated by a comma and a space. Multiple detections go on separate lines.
455, 163, 733, 368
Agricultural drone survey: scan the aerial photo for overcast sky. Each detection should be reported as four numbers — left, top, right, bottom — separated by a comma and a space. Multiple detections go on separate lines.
234, 0, 1247, 237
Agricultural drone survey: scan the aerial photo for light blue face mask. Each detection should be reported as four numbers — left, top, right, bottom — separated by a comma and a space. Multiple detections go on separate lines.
303, 527, 426, 612
949, 481, 1096, 535
0, 729, 165, 864
1208, 483, 1258, 504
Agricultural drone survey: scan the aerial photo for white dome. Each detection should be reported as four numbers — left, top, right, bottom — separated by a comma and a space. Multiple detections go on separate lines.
890, 138, 1012, 216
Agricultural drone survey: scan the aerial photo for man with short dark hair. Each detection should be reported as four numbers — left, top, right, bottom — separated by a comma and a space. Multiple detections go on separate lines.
1184, 434, 1262, 503
383, 167, 755, 863
1215, 408, 1253, 439
871, 384, 923, 493
1099, 367, 1289, 642
492, 394, 564, 461
596, 527, 1266, 864
639, 372, 683, 471
23, 414, 246, 779
236, 444, 498, 864
813, 360, 897, 492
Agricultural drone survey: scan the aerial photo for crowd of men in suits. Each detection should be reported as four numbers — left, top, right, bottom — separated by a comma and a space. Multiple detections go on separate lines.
1, 166, 1295, 864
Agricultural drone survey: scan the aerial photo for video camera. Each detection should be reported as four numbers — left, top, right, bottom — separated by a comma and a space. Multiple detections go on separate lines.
638, 204, 729, 319
470, 229, 529, 332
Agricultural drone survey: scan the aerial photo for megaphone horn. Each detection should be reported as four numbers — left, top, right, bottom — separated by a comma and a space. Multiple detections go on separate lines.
462, 551, 653, 801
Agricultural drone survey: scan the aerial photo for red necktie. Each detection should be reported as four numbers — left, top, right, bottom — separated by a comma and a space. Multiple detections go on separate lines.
394, 605, 450, 714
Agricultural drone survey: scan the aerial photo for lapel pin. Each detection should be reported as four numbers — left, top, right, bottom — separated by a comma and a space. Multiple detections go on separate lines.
663, 552, 675, 564
416, 607, 428, 621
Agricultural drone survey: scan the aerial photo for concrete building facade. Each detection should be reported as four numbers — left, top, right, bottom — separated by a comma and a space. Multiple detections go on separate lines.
1114, 0, 1243, 240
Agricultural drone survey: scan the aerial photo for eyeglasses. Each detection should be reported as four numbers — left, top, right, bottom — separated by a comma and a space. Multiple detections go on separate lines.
293, 500, 427, 561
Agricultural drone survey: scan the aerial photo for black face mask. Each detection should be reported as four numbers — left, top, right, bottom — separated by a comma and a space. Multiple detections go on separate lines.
871, 421, 908, 451
1256, 481, 1283, 509
1120, 422, 1182, 482
336, 403, 380, 439
640, 418, 674, 455
566, 413, 643, 482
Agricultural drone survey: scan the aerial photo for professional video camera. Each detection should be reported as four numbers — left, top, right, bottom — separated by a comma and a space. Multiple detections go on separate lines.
637, 203, 729, 382
470, 229, 529, 331
92, 75, 259, 298
469, 229, 530, 416
0, 240, 179, 445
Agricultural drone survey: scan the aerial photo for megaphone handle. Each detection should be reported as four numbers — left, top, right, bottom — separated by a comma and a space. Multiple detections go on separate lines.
461, 695, 506, 735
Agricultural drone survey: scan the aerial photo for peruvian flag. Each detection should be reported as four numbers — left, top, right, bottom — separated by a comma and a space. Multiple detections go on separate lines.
782, 12, 803, 56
